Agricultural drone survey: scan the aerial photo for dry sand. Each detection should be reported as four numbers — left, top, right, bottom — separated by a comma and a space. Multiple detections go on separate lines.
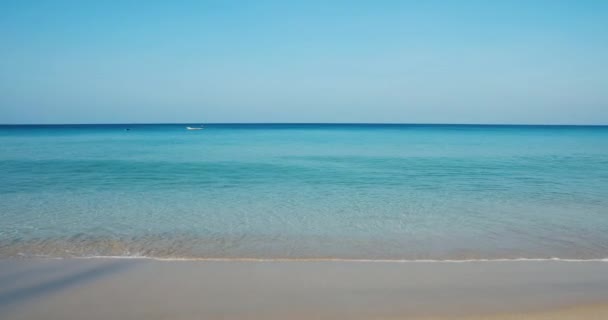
0, 258, 607, 319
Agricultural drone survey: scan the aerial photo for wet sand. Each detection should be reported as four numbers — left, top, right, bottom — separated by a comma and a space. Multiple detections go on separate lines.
1, 258, 607, 319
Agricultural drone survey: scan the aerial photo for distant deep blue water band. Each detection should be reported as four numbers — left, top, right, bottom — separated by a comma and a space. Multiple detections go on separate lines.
1, 124, 607, 260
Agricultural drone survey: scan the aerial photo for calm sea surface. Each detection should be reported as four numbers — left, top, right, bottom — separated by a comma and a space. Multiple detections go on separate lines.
1, 124, 607, 260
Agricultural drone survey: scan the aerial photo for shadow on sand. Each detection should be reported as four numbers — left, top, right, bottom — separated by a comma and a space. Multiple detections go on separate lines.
0, 260, 134, 310
0, 261, 72, 289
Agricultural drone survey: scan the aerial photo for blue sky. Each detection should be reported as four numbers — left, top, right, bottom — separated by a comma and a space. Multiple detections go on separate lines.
1, 1, 607, 124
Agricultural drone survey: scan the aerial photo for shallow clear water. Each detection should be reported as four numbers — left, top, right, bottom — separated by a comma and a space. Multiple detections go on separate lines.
1, 124, 607, 259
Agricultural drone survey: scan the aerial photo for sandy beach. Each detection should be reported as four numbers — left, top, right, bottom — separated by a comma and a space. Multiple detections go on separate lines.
3, 0, 608, 319
1, 258, 607, 319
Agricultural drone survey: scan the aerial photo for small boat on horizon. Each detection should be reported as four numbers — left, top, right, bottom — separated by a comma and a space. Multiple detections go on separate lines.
186, 126, 203, 130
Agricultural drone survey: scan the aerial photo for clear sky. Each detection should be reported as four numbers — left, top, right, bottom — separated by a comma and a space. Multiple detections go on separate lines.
1, 0, 607, 124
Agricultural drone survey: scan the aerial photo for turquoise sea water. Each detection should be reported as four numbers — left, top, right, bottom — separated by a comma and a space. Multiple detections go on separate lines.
1, 124, 607, 260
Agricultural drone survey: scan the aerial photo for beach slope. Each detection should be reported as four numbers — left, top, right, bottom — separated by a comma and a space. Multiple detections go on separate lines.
1, 258, 607, 319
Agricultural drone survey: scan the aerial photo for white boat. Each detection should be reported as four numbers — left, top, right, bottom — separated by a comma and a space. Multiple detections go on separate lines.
186, 126, 203, 130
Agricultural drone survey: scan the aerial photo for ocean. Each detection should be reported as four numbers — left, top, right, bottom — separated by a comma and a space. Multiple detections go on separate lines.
1, 124, 607, 260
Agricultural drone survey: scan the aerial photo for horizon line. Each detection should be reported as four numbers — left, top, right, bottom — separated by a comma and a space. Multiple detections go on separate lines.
1, 122, 608, 127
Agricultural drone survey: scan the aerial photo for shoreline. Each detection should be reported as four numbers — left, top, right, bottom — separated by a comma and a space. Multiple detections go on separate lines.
2, 258, 608, 319
10, 255, 608, 262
